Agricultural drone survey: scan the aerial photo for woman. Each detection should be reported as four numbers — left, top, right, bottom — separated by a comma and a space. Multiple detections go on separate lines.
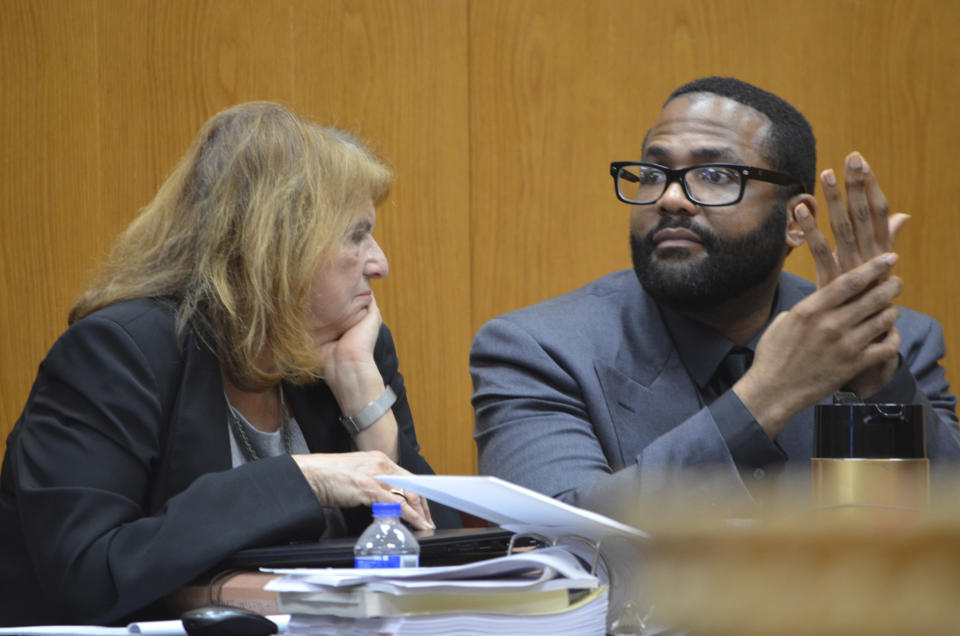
0, 102, 458, 626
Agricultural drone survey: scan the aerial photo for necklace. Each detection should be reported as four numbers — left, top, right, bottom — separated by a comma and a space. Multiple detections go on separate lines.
225, 385, 293, 462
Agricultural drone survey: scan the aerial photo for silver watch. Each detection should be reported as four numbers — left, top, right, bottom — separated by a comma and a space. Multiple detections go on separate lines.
339, 386, 398, 435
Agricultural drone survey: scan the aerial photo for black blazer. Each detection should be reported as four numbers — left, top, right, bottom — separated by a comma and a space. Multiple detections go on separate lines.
0, 298, 457, 626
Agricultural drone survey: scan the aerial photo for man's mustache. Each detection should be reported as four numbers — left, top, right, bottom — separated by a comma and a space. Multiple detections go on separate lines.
643, 217, 715, 247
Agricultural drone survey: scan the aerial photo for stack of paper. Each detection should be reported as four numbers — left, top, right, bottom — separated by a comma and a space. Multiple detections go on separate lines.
285, 587, 607, 636
266, 547, 607, 635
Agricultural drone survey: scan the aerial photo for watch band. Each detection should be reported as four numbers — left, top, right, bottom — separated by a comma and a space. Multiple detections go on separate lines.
340, 385, 397, 435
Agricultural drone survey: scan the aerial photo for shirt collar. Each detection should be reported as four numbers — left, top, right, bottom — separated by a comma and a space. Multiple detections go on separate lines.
659, 284, 783, 389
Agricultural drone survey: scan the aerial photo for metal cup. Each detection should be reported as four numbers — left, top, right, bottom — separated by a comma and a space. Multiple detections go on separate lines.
812, 400, 928, 513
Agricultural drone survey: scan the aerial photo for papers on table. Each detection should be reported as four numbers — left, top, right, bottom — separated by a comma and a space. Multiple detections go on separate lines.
376, 475, 648, 543
366, 475, 649, 635
266, 547, 608, 634
285, 586, 608, 636
265, 546, 598, 594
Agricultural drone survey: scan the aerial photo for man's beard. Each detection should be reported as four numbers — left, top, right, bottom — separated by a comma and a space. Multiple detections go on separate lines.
630, 206, 787, 313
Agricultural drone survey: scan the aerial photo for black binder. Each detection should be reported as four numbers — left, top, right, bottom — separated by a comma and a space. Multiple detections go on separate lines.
221, 526, 530, 569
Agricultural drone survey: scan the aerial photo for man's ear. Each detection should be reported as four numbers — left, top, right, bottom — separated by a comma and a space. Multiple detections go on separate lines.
784, 193, 817, 249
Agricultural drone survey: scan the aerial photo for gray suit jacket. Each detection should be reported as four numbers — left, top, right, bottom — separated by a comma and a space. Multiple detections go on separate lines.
471, 270, 960, 516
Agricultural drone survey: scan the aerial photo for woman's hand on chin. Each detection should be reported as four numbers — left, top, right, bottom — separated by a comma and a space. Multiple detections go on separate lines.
317, 296, 400, 460
318, 296, 385, 415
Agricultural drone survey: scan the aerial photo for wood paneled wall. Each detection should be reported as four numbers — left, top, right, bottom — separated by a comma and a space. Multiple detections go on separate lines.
2, 0, 958, 476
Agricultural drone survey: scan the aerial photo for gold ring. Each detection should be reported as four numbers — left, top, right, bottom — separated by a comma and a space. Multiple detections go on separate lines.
389, 488, 408, 501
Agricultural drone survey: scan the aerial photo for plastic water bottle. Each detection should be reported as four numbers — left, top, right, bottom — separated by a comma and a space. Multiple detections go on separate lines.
354, 502, 420, 568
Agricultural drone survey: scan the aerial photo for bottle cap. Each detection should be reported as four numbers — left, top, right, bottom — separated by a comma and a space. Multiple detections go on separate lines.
372, 502, 402, 517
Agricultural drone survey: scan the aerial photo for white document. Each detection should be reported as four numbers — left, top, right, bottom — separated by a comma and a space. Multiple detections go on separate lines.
0, 616, 291, 636
265, 546, 598, 594
377, 475, 648, 543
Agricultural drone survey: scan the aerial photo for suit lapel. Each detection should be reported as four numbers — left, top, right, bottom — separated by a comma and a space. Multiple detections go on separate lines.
593, 287, 702, 469
149, 335, 231, 508
285, 382, 353, 453
592, 272, 819, 472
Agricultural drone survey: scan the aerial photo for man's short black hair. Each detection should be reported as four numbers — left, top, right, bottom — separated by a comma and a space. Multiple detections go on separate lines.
668, 76, 816, 195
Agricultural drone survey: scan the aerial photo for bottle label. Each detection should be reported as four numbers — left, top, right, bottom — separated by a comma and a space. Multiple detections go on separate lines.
354, 554, 420, 569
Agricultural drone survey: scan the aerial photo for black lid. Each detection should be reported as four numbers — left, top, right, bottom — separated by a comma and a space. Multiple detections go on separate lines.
814, 403, 926, 459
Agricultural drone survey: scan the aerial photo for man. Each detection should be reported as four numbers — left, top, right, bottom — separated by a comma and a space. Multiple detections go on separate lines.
470, 77, 960, 516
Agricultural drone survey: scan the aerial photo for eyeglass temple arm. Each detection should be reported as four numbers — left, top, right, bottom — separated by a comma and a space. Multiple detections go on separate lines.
611, 165, 641, 183
751, 167, 806, 191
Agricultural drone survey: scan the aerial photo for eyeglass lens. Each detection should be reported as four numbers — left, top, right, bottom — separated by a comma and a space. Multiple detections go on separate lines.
617, 164, 744, 205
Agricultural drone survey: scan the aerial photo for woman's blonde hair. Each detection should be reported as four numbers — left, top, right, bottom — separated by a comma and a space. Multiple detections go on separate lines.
70, 102, 392, 390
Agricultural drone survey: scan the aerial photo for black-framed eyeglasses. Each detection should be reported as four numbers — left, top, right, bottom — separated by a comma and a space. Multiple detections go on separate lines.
609, 161, 806, 207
